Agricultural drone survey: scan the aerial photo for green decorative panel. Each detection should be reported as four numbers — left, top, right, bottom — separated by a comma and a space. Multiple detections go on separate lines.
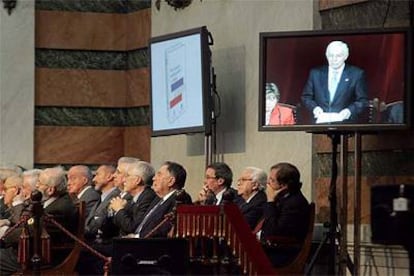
128, 48, 149, 69
36, 49, 148, 70
35, 106, 150, 126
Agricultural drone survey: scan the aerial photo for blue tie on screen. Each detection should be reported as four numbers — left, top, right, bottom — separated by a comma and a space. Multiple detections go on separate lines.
329, 71, 339, 102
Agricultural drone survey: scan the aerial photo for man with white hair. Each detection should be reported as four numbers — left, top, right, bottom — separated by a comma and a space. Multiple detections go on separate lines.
112, 157, 140, 201
0, 165, 22, 219
22, 169, 42, 200
0, 175, 25, 237
0, 166, 77, 275
110, 160, 157, 235
67, 165, 100, 218
302, 40, 368, 123
236, 167, 267, 229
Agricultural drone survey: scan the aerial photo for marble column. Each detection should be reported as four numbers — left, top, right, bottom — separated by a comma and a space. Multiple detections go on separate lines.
0, 1, 34, 169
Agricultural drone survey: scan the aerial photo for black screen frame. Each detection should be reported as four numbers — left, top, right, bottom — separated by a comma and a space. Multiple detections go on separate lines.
258, 27, 413, 133
150, 26, 212, 137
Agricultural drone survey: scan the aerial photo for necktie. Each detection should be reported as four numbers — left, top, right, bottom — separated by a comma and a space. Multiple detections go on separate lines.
134, 199, 164, 235
329, 71, 339, 102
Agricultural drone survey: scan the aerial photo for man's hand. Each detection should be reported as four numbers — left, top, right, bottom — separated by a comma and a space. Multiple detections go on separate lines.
197, 184, 209, 203
339, 108, 351, 121
313, 106, 324, 118
110, 197, 127, 212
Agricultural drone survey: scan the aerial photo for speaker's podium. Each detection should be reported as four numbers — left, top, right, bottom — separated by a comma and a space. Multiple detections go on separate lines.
111, 237, 189, 275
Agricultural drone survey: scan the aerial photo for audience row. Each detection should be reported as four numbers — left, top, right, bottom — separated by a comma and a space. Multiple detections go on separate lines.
0, 158, 310, 274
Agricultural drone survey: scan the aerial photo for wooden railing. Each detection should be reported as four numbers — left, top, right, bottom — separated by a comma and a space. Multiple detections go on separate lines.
175, 204, 276, 275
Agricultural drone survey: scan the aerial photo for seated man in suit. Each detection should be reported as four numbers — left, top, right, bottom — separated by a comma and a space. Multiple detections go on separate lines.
67, 165, 100, 218
0, 165, 22, 219
22, 169, 42, 201
112, 156, 141, 201
265, 82, 295, 125
110, 161, 157, 235
134, 161, 189, 238
84, 164, 120, 243
196, 162, 243, 206
260, 162, 310, 267
236, 167, 267, 230
0, 166, 77, 275
0, 175, 26, 238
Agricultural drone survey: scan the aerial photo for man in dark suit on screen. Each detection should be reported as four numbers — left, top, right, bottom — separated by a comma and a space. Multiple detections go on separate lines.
301, 40, 368, 124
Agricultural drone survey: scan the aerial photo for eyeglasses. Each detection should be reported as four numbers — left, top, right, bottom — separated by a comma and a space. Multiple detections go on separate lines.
237, 178, 253, 183
205, 176, 217, 180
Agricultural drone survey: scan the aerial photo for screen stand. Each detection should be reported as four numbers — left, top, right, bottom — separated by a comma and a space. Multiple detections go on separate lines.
205, 64, 218, 167
306, 131, 363, 276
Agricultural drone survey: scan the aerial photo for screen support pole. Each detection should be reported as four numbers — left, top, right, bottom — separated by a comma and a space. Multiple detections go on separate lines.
353, 132, 362, 275
331, 131, 361, 276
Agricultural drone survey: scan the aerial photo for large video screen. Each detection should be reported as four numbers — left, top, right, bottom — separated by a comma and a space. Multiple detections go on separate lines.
259, 28, 412, 132
150, 26, 212, 136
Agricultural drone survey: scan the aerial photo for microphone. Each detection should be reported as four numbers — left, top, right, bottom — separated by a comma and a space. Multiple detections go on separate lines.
31, 190, 42, 202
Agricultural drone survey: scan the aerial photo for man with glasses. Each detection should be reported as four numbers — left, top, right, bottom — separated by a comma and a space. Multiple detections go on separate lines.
110, 161, 156, 235
0, 166, 77, 275
112, 157, 140, 201
236, 167, 267, 229
197, 162, 243, 206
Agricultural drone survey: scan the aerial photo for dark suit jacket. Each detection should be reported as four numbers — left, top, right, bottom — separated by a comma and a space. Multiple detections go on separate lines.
240, 190, 267, 230
0, 197, 7, 219
136, 193, 176, 238
112, 186, 156, 235
44, 193, 78, 243
302, 64, 368, 122
205, 187, 244, 206
261, 189, 309, 241
0, 193, 77, 274
6, 202, 26, 225
78, 186, 100, 219
84, 187, 121, 240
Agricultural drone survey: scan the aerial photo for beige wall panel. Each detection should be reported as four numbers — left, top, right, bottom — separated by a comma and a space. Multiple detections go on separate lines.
36, 10, 127, 50
35, 126, 124, 164
126, 68, 150, 107
151, 0, 315, 200
36, 68, 127, 107
124, 126, 151, 162
127, 9, 151, 50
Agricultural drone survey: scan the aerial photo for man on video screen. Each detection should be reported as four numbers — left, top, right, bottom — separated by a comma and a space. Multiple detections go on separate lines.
301, 40, 368, 124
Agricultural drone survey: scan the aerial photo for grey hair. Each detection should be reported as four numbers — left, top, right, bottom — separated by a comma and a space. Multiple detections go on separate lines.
127, 161, 155, 186
4, 175, 23, 189
265, 82, 280, 101
69, 165, 93, 186
246, 166, 267, 191
42, 166, 67, 195
118, 156, 141, 173
22, 169, 42, 190
325, 40, 349, 58
0, 165, 23, 181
